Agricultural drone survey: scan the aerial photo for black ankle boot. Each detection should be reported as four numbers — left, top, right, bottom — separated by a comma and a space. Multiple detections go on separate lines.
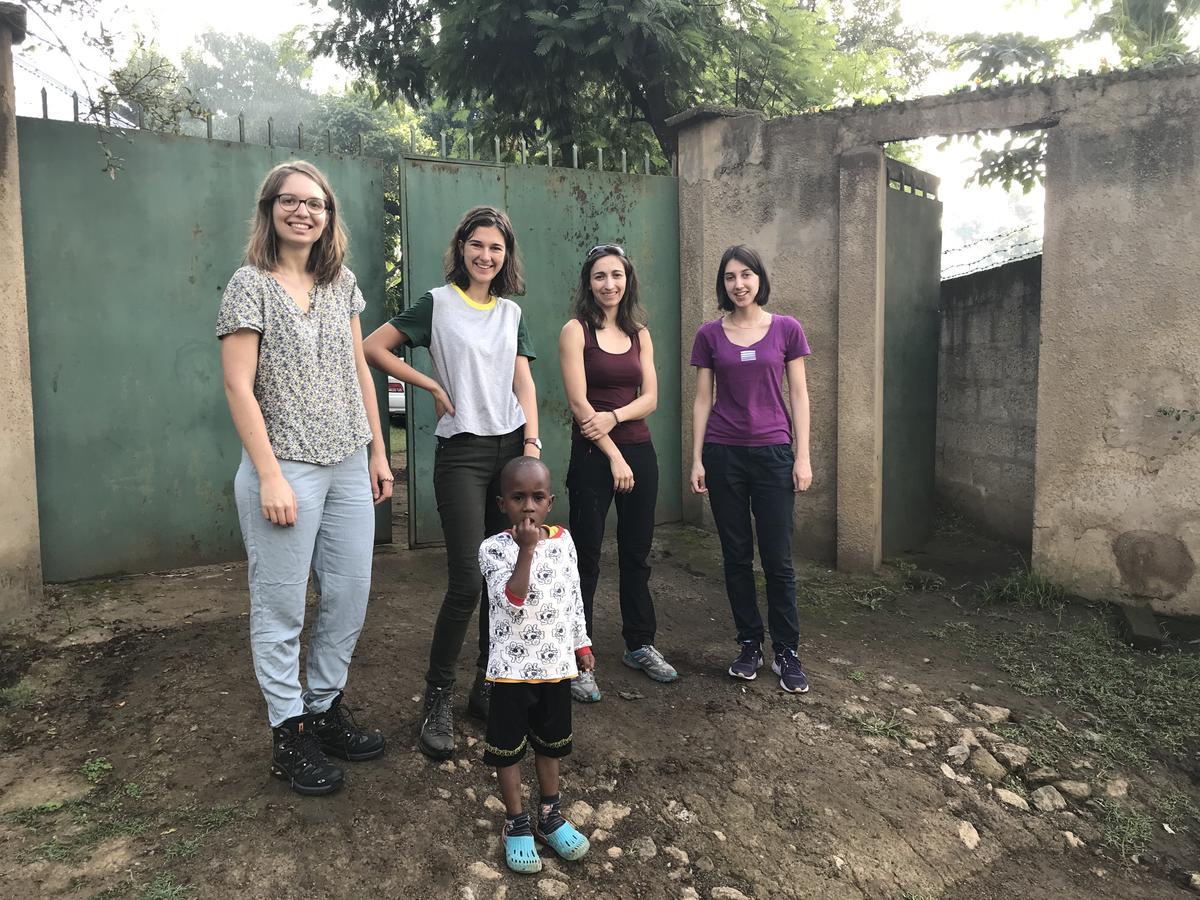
311, 693, 386, 762
271, 714, 344, 796
418, 685, 455, 760
467, 670, 491, 721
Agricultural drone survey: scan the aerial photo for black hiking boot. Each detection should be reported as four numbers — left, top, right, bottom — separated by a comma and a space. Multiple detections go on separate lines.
467, 669, 491, 721
311, 692, 386, 762
270, 714, 344, 796
418, 685, 455, 760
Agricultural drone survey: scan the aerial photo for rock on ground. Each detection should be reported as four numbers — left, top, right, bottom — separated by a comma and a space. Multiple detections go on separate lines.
925, 706, 960, 725
959, 820, 980, 850
968, 747, 1008, 783
711, 889, 752, 900
537, 879, 568, 898
591, 801, 632, 830
1031, 786, 1068, 812
1104, 778, 1129, 799
1063, 831, 1085, 850
630, 836, 657, 859
565, 800, 594, 827
665, 846, 690, 866
467, 862, 502, 882
1027, 767, 1060, 784
995, 789, 1030, 812
994, 743, 1031, 770
1055, 780, 1092, 800
971, 703, 1011, 724
946, 743, 970, 766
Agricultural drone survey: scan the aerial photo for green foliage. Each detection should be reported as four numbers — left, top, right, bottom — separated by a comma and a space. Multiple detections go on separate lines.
0, 679, 37, 709
1157, 406, 1198, 423
1095, 798, 1154, 858
315, 0, 939, 158
979, 567, 1066, 614
137, 874, 194, 900
81, 755, 114, 784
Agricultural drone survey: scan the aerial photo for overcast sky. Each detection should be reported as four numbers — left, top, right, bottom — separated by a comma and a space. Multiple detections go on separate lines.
9, 1, 1151, 252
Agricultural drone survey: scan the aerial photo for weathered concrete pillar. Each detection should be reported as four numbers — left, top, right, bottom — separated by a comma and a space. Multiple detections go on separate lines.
836, 146, 886, 573
0, 3, 42, 620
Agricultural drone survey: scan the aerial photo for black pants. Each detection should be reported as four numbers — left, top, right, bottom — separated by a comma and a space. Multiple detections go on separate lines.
701, 442, 799, 654
427, 429, 524, 689
566, 440, 658, 651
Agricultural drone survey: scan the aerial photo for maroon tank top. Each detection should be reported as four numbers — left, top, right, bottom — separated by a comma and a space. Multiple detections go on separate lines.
571, 320, 652, 445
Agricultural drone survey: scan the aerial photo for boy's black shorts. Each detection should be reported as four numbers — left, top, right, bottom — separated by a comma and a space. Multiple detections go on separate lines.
483, 680, 573, 767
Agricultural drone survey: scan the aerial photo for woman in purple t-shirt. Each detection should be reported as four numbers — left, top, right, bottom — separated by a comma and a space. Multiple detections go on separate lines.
559, 245, 678, 704
689, 245, 813, 694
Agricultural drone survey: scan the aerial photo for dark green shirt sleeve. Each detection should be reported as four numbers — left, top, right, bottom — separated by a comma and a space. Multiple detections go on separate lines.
516, 309, 536, 361
388, 292, 435, 348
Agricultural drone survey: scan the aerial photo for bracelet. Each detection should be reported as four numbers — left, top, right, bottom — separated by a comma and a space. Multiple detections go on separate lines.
611, 410, 621, 426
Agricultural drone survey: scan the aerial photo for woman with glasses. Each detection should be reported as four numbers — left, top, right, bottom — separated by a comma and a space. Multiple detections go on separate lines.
558, 244, 677, 703
364, 206, 539, 759
689, 245, 813, 694
217, 161, 390, 797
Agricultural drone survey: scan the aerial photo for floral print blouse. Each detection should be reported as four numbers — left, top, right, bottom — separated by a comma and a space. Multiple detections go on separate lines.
216, 265, 371, 466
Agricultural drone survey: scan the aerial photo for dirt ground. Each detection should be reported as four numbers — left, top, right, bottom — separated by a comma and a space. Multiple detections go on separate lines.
2, 458, 1199, 900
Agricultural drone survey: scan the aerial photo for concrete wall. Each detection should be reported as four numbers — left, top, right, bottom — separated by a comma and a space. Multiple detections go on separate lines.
0, 4, 40, 620
936, 256, 1041, 547
674, 64, 1200, 614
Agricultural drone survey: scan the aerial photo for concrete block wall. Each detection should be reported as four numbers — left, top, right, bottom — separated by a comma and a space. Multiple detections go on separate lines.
936, 256, 1041, 547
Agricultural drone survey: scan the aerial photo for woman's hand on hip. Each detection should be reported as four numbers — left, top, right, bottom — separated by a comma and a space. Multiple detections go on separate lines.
260, 473, 298, 526
431, 385, 455, 420
689, 461, 707, 494
610, 456, 634, 494
580, 410, 616, 441
793, 458, 813, 493
370, 451, 395, 505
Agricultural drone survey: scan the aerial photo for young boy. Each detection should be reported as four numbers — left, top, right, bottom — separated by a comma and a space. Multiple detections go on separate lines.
478, 456, 594, 874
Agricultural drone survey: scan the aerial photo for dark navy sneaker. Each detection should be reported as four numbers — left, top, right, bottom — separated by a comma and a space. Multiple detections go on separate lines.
727, 641, 763, 680
772, 649, 810, 694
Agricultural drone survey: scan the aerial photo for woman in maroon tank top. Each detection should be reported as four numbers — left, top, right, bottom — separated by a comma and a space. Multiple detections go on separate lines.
558, 245, 678, 703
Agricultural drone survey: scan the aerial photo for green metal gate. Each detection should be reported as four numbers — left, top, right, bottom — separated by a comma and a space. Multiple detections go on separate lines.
398, 157, 681, 546
881, 161, 943, 555
18, 118, 390, 580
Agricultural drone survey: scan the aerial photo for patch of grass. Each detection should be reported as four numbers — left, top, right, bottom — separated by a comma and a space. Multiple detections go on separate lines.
963, 616, 1200, 770
924, 621, 975, 642
979, 568, 1066, 615
82, 756, 114, 784
850, 585, 895, 611
856, 712, 909, 743
389, 424, 407, 455
123, 782, 144, 800
137, 874, 193, 900
0, 678, 37, 709
849, 670, 866, 683
16, 793, 151, 864
1154, 789, 1200, 832
6, 800, 64, 827
1095, 799, 1153, 859
187, 801, 242, 833
1001, 775, 1028, 798
28, 836, 74, 862
164, 836, 202, 860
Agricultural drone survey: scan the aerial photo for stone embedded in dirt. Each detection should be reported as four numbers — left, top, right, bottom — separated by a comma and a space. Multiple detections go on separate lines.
437, 788, 452, 800
713, 830, 727, 842
863, 735, 897, 753
440, 760, 457, 773
831, 856, 847, 872
940, 763, 958, 780
958, 728, 981, 749
484, 795, 506, 814
967, 748, 1008, 783
591, 801, 632, 830
973, 727, 1004, 745
900, 707, 918, 718
681, 889, 700, 900
828, 657, 854, 666
1104, 778, 1129, 799
607, 846, 623, 859
791, 711, 812, 726
925, 706, 960, 725
1030, 786, 1068, 812
994, 743, 1031, 771
958, 820, 980, 850
631, 836, 657, 859
843, 702, 869, 718
711, 889, 752, 900
995, 789, 1030, 812
970, 703, 1011, 725
565, 800, 594, 827
901, 683, 924, 696
946, 744, 970, 766
465, 788, 477, 802
1026, 767, 1060, 784
1188, 873, 1200, 892
467, 862, 502, 881
537, 879, 568, 899
695, 857, 716, 873
1054, 780, 1092, 800
876, 681, 896, 692
590, 829, 610, 842
1063, 831, 1085, 850
665, 846, 690, 866
904, 738, 928, 751
969, 683, 984, 692
466, 737, 477, 747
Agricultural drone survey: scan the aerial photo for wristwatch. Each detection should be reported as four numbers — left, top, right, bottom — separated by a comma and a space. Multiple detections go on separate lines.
524, 437, 543, 451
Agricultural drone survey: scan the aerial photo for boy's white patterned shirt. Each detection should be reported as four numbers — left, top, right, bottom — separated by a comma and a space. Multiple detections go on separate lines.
478, 527, 590, 683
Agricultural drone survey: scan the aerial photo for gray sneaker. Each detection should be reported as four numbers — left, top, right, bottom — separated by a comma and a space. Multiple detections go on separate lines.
622, 645, 679, 683
570, 670, 602, 703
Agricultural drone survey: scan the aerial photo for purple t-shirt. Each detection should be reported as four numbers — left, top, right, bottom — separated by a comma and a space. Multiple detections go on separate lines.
690, 315, 811, 446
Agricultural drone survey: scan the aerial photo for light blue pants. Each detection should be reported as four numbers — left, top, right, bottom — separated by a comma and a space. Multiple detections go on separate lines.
234, 447, 374, 727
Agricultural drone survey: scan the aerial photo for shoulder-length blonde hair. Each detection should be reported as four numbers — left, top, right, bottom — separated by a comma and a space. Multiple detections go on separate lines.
245, 161, 348, 285
443, 205, 525, 297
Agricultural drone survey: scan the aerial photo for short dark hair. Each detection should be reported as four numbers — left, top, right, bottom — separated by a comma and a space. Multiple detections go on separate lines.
499, 456, 551, 493
571, 244, 645, 337
716, 244, 771, 311
444, 205, 525, 297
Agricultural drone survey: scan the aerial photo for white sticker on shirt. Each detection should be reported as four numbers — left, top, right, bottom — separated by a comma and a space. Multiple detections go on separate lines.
740, 349, 757, 362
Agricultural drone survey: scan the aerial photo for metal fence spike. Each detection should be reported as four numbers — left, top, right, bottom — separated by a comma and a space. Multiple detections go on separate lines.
137, 107, 143, 130
326, 129, 332, 153
238, 112, 245, 143
644, 151, 651, 174
547, 143, 553, 167
468, 134, 474, 160
410, 124, 417, 153
597, 147, 603, 171
72, 92, 78, 122
297, 122, 303, 149
621, 149, 627, 173
41, 87, 48, 119
357, 132, 363, 154
268, 117, 274, 148
440, 131, 447, 158
520, 137, 527, 165
572, 143, 578, 168
495, 137, 501, 163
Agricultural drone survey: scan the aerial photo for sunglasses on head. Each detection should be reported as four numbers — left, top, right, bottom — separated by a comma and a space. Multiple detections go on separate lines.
587, 244, 626, 259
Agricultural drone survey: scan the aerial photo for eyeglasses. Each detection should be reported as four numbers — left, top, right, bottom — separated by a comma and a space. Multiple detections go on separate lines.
587, 244, 626, 259
275, 193, 329, 214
